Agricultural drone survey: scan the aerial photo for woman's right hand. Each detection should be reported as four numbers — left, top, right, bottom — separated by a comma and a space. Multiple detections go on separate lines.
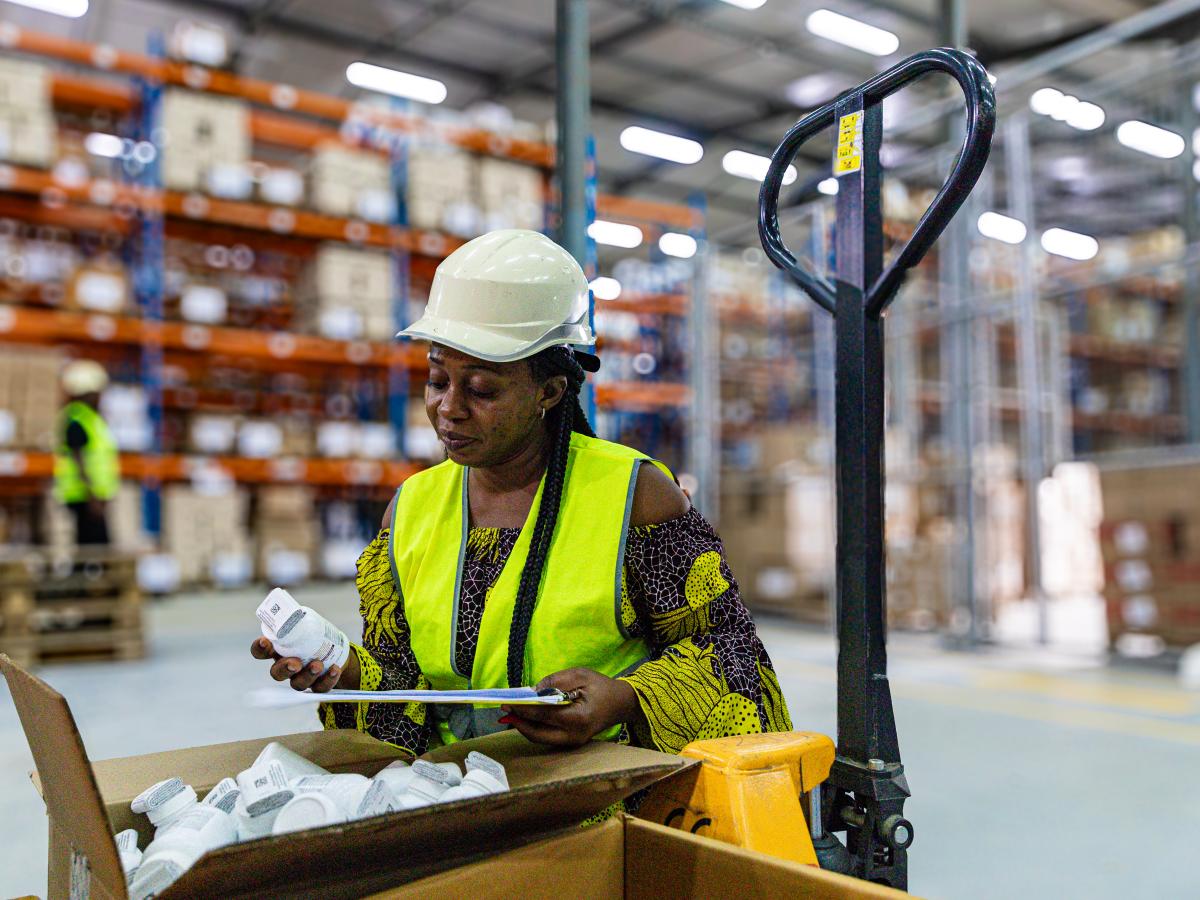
250, 637, 344, 692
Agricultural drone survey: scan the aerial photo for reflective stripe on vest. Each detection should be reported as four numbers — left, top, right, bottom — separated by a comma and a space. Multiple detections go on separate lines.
390, 434, 667, 738
54, 401, 119, 503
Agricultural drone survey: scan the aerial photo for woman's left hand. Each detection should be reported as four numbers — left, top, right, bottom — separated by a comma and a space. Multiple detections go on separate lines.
499, 668, 641, 747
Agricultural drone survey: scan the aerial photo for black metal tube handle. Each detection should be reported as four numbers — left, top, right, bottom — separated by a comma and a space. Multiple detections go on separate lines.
758, 47, 997, 317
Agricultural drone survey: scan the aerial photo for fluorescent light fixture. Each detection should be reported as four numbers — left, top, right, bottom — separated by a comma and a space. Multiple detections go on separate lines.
717, 0, 767, 7
346, 61, 447, 104
589, 276, 622, 301
977, 211, 1027, 245
659, 232, 697, 259
785, 73, 849, 108
722, 150, 797, 185
1041, 227, 1098, 261
1065, 101, 1105, 132
817, 177, 839, 196
588, 219, 644, 249
619, 126, 703, 165
4, 0, 88, 16
1116, 120, 1185, 159
84, 132, 124, 158
806, 9, 899, 57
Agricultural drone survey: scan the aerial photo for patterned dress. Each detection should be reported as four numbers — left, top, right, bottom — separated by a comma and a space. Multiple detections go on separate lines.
322, 507, 792, 756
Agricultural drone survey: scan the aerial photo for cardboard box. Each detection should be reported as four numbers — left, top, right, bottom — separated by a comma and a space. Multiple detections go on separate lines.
375, 812, 904, 900
1, 656, 693, 900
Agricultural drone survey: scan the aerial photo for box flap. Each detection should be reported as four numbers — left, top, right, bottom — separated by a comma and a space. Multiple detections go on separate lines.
162, 731, 692, 899
0, 654, 126, 897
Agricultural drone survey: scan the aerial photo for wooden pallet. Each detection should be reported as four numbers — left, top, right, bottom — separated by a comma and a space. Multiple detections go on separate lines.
0, 548, 143, 667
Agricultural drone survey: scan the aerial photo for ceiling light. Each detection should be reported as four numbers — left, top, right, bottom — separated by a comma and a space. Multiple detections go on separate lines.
619, 126, 703, 165
1029, 87, 1064, 116
977, 212, 1027, 245
717, 0, 768, 8
805, 9, 899, 57
1065, 101, 1105, 132
84, 132, 124, 159
3, 0, 88, 16
345, 62, 447, 104
1041, 227, 1098, 261
722, 150, 797, 185
588, 219, 644, 249
817, 178, 839, 195
590, 277, 622, 301
1116, 120, 1185, 159
659, 232, 697, 259
785, 73, 849, 108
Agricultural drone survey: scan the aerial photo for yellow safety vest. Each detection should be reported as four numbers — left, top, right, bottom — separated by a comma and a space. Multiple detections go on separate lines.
389, 432, 667, 743
54, 401, 119, 503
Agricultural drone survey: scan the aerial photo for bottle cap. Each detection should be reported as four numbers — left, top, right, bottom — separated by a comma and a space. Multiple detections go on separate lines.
465, 752, 509, 790
201, 777, 240, 815
128, 855, 189, 900
147, 786, 198, 828
439, 778, 493, 803
272, 792, 346, 835
372, 765, 416, 795
131, 777, 185, 814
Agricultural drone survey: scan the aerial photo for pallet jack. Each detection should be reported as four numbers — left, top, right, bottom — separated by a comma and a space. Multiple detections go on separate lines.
639, 49, 994, 891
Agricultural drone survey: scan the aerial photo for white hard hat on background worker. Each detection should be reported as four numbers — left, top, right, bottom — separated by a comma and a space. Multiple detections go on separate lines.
398, 228, 599, 370
61, 359, 109, 396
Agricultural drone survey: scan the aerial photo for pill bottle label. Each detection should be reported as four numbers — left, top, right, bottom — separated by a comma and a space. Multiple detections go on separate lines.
169, 808, 214, 832
411, 760, 457, 786
256, 588, 301, 634
202, 779, 240, 814
274, 609, 306, 640
291, 775, 337, 791
357, 780, 400, 817
115, 829, 138, 852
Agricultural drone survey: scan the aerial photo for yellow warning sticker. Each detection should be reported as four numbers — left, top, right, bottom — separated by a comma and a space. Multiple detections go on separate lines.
834, 111, 863, 176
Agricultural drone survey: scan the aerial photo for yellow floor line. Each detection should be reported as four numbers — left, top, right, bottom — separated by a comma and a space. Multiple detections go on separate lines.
971, 670, 1196, 716
773, 659, 1200, 745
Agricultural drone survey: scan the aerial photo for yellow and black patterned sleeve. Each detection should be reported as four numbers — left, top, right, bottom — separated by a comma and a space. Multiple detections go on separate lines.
617, 507, 792, 754
318, 529, 431, 757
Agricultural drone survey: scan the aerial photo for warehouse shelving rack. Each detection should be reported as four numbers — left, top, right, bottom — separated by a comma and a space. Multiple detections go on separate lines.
0, 23, 702, 560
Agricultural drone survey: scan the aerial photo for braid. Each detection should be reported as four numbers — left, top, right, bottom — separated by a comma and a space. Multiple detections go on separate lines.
506, 347, 594, 686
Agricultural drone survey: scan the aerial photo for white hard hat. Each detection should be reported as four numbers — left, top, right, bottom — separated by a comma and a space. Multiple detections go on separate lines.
398, 229, 594, 363
61, 359, 109, 395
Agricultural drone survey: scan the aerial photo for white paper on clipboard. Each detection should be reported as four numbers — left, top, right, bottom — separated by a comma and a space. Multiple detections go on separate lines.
247, 686, 571, 709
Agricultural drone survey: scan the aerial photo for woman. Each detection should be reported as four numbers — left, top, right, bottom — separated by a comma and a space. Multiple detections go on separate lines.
253, 229, 791, 755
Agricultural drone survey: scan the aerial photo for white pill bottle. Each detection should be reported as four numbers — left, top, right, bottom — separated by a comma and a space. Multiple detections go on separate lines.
256, 588, 350, 670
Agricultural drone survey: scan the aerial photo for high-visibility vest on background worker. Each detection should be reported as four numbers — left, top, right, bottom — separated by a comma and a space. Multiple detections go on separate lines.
390, 432, 669, 744
54, 401, 119, 503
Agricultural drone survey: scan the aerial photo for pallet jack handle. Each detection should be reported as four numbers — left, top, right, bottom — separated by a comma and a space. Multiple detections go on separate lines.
756, 48, 995, 890
759, 47, 996, 316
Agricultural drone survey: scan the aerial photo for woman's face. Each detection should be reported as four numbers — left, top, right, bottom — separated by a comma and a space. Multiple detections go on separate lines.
425, 344, 564, 467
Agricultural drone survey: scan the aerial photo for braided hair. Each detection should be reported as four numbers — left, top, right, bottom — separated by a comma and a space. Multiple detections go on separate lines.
506, 345, 595, 686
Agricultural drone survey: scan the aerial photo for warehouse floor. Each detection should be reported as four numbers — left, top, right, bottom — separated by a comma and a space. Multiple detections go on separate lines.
2, 585, 1196, 899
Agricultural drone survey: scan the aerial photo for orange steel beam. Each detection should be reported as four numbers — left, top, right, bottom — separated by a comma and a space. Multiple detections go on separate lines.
595, 381, 691, 410
0, 305, 426, 370
1, 451, 423, 486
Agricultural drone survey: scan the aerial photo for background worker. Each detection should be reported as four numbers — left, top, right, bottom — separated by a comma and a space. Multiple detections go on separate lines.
55, 359, 119, 546
253, 229, 791, 753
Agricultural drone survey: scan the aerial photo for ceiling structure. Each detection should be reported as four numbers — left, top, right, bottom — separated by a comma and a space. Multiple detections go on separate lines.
0, 0, 1191, 244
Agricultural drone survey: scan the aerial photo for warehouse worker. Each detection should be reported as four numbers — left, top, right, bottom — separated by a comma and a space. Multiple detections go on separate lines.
253, 229, 791, 753
55, 360, 119, 546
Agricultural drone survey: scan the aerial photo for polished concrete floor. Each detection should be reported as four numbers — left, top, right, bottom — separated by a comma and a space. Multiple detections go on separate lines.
2, 584, 1198, 899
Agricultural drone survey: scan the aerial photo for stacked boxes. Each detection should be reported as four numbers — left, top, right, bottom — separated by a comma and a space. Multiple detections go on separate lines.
161, 89, 250, 192
162, 486, 251, 585
256, 486, 319, 582
298, 245, 394, 340
477, 158, 544, 232
406, 146, 477, 234
1100, 463, 1200, 650
0, 57, 56, 168
0, 345, 65, 450
310, 143, 392, 220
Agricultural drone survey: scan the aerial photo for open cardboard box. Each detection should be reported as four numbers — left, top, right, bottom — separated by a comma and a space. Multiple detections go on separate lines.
371, 814, 907, 900
2, 655, 691, 899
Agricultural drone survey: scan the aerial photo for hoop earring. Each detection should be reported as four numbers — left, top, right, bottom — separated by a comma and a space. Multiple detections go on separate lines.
539, 407, 546, 420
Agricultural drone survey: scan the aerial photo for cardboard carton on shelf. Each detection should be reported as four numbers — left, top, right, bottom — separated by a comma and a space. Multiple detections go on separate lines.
477, 157, 545, 232
310, 143, 391, 218
0, 106, 57, 168
65, 257, 131, 315
0, 56, 50, 112
406, 146, 477, 233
